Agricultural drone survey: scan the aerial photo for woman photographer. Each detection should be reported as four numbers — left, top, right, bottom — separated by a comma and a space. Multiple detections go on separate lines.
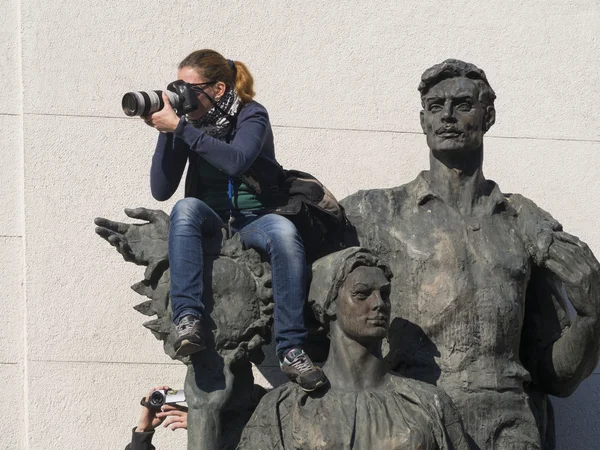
143, 49, 326, 392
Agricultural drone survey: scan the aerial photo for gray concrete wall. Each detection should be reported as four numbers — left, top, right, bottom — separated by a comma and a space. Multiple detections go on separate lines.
2, 1, 598, 448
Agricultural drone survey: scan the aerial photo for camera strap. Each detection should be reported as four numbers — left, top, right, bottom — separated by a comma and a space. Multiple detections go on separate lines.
225, 117, 238, 238
191, 85, 238, 121
227, 179, 235, 238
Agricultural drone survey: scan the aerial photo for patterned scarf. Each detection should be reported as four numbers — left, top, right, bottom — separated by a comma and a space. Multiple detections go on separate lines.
188, 87, 241, 139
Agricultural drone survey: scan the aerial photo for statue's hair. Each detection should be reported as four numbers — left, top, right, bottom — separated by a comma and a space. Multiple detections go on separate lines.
308, 247, 392, 329
418, 59, 496, 109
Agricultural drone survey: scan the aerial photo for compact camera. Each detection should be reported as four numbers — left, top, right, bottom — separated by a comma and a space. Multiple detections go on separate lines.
122, 80, 200, 117
141, 388, 186, 410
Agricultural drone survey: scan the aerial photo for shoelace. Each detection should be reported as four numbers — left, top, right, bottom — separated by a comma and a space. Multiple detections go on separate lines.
176, 320, 198, 333
288, 354, 313, 374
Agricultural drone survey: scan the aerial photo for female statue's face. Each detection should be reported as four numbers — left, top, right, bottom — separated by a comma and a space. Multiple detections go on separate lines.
337, 266, 391, 343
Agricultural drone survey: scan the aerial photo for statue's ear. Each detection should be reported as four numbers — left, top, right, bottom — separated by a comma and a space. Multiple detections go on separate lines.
484, 106, 496, 132
420, 110, 426, 134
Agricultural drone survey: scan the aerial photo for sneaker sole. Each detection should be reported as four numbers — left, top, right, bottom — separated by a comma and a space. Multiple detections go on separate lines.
298, 377, 329, 392
174, 340, 206, 357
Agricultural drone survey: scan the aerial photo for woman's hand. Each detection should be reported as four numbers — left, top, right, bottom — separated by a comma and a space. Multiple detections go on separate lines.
157, 404, 189, 431
141, 93, 180, 133
136, 385, 170, 432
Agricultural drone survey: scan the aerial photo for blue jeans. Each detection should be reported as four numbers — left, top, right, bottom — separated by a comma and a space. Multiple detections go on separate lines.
168, 197, 308, 358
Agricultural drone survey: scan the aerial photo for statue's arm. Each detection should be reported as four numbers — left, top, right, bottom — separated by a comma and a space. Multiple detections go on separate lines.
511, 194, 600, 396
534, 231, 600, 397
436, 390, 470, 450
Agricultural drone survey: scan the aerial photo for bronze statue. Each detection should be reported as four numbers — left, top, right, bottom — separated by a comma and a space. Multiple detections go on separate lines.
237, 248, 469, 450
95, 208, 273, 450
95, 60, 600, 449
342, 59, 600, 449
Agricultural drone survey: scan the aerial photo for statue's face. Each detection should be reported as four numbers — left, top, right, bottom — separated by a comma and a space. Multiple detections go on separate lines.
337, 266, 391, 343
420, 77, 492, 152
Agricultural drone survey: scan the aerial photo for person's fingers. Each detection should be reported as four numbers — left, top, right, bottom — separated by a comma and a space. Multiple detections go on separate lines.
163, 416, 186, 429
167, 421, 186, 431
94, 217, 130, 234
157, 409, 185, 418
161, 404, 188, 413
162, 92, 174, 112
162, 417, 175, 427
141, 114, 154, 127
159, 404, 179, 413
153, 385, 170, 391
125, 207, 157, 222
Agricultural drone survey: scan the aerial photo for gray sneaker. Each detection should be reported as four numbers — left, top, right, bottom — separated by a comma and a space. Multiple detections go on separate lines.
281, 348, 328, 392
174, 315, 206, 357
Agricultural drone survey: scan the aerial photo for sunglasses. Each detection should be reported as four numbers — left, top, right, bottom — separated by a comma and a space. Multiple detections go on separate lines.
189, 81, 217, 94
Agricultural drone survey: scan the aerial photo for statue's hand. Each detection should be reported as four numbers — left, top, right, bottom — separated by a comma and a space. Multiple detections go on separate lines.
545, 231, 600, 319
94, 208, 170, 276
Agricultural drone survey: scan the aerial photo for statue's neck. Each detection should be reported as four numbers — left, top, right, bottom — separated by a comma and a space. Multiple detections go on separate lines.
322, 325, 388, 391
429, 146, 486, 215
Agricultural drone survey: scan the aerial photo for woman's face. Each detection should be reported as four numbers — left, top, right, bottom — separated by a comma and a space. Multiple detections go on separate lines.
336, 265, 391, 343
177, 66, 226, 120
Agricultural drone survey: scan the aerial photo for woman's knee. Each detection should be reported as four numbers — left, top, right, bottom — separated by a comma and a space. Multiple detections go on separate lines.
171, 198, 214, 223
262, 215, 305, 250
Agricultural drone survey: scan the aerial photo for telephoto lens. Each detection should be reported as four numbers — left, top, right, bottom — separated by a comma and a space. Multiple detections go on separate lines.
121, 90, 180, 117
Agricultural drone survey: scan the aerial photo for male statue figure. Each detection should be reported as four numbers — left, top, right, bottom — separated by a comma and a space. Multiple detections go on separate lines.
342, 59, 600, 450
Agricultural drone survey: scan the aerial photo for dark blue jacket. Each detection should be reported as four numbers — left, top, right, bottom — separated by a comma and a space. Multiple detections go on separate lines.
150, 101, 284, 203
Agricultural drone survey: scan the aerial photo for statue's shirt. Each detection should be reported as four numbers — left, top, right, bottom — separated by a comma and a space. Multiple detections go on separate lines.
341, 171, 566, 449
237, 376, 468, 450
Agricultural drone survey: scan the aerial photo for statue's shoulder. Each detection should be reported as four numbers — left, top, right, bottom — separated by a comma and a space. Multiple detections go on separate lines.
389, 375, 448, 404
252, 383, 301, 412
237, 383, 302, 447
504, 192, 563, 259
505, 192, 561, 230
341, 175, 421, 222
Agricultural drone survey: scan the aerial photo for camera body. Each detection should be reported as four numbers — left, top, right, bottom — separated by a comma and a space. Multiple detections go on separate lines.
144, 389, 186, 410
122, 81, 200, 117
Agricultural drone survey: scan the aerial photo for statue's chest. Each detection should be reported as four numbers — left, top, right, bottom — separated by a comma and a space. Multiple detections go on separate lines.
381, 205, 530, 324
289, 391, 439, 450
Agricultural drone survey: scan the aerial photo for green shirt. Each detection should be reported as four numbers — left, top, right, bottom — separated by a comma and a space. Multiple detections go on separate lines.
196, 158, 264, 215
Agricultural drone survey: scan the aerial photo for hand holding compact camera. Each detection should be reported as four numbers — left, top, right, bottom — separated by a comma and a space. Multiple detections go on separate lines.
141, 388, 186, 410
136, 386, 187, 433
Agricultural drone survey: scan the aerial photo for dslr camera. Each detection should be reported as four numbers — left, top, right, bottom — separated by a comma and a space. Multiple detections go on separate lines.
122, 81, 200, 117
141, 388, 186, 411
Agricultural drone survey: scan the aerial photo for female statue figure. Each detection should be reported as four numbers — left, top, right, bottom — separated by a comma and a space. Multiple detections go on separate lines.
237, 247, 469, 450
